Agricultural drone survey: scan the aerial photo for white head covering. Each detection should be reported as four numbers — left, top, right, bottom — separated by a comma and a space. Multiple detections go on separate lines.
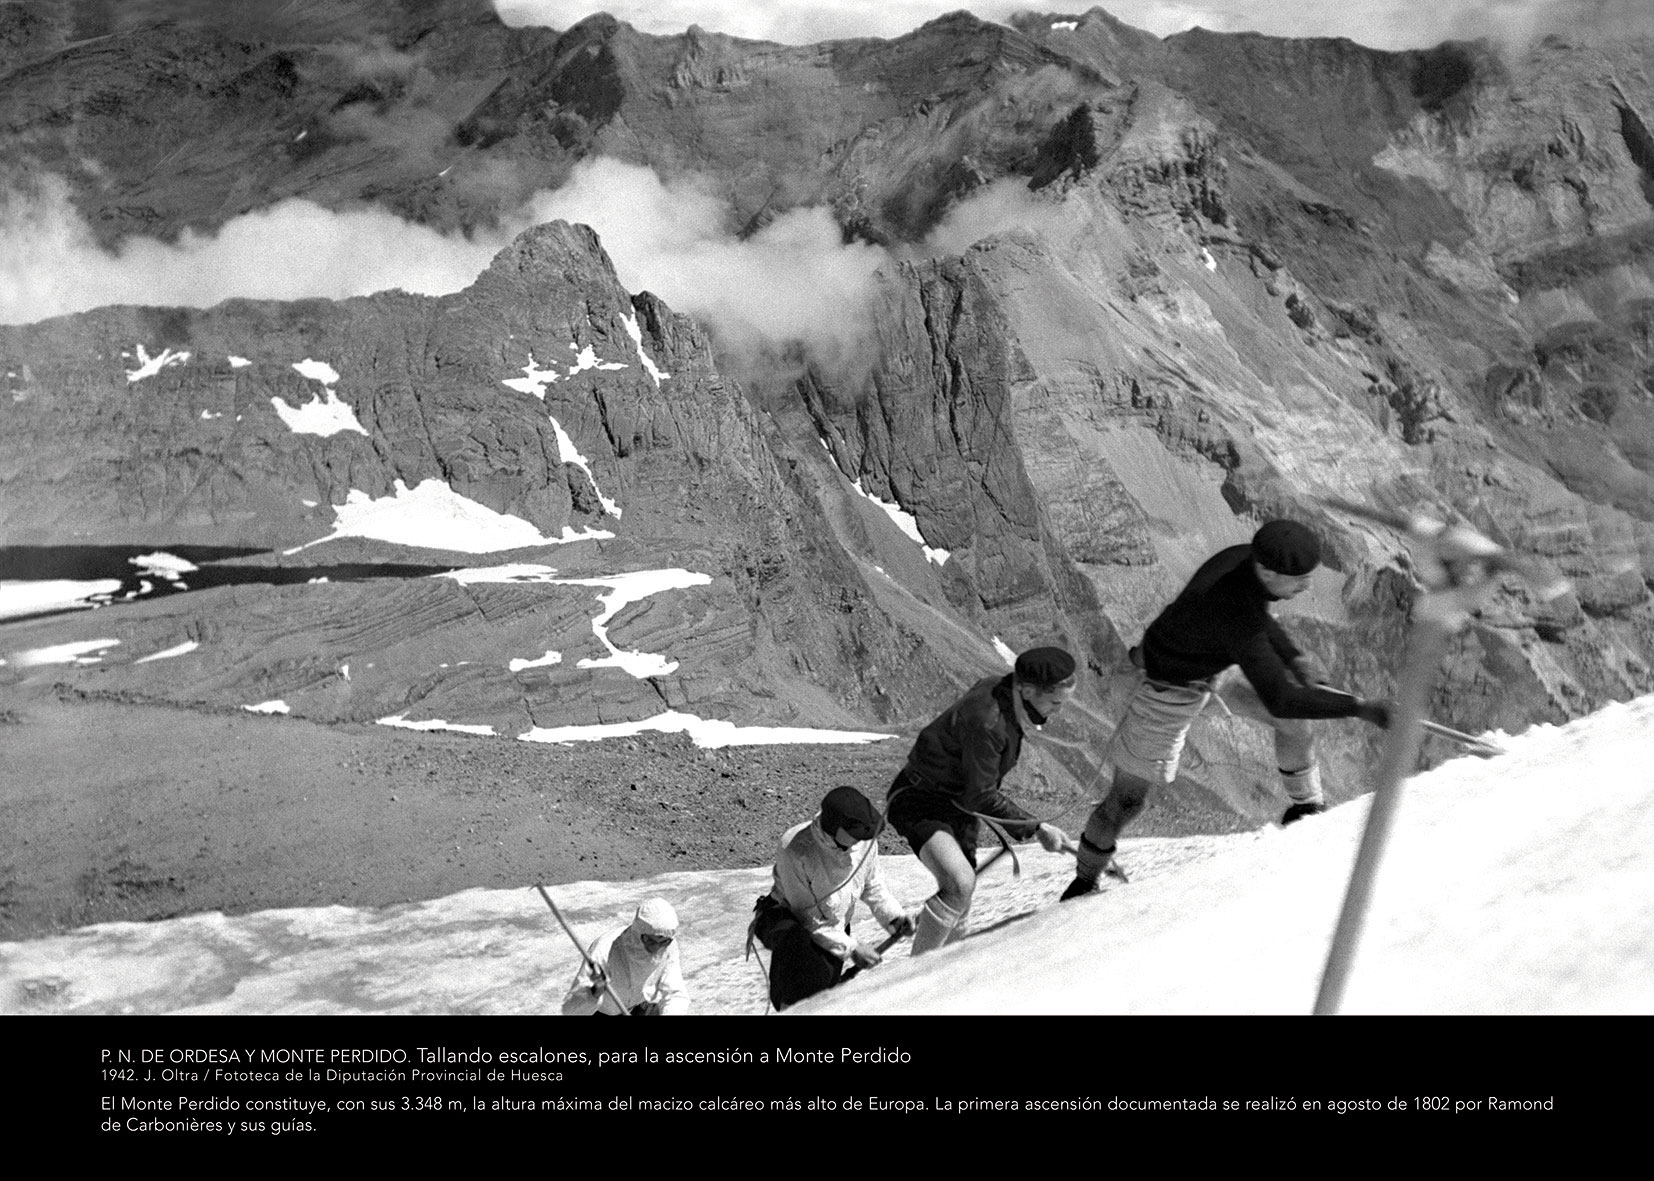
631, 897, 679, 937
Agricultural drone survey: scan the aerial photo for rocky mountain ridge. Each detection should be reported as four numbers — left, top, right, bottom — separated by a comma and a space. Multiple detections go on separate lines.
3, 2, 1653, 834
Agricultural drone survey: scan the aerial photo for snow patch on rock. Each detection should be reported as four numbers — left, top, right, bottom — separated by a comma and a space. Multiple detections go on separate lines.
10, 637, 120, 666
508, 650, 562, 672
125, 344, 189, 383
500, 354, 560, 399
135, 640, 201, 664
377, 713, 495, 736
0, 581, 122, 620
271, 358, 368, 438
554, 569, 713, 678
851, 479, 950, 566
621, 313, 670, 385
519, 710, 894, 748
287, 480, 614, 554
549, 417, 621, 517
567, 343, 626, 376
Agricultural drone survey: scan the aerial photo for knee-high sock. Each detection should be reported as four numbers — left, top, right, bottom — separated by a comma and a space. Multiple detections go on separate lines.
1072, 833, 1117, 884
910, 895, 965, 956
1280, 764, 1323, 805
943, 904, 971, 946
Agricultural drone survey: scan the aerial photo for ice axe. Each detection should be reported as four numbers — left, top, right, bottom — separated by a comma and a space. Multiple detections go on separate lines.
1320, 498, 1570, 597
968, 834, 1099, 890
848, 915, 928, 973
1312, 503, 1569, 1015
1415, 717, 1505, 758
535, 883, 632, 1016
1321, 686, 1506, 759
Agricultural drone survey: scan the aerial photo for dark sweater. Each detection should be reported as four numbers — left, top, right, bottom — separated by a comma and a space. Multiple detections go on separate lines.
1140, 544, 1364, 721
897, 674, 1041, 839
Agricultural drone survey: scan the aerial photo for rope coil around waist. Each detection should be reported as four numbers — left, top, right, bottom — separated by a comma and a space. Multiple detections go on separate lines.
1137, 670, 1231, 718
1132, 645, 1228, 713
895, 772, 1030, 876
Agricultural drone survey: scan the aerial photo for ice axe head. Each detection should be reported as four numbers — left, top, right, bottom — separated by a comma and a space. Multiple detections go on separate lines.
1405, 516, 1570, 601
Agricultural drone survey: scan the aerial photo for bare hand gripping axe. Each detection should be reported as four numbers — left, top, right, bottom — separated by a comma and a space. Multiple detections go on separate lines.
536, 883, 633, 1016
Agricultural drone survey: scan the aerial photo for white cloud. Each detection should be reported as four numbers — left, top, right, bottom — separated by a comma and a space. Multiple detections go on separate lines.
915, 176, 1069, 260
522, 158, 889, 370
1, 161, 895, 375
21, 1, 1620, 354
491, 0, 1023, 44
0, 176, 510, 327
2, 8, 1643, 333
1131, 0, 1654, 51
490, 0, 1654, 52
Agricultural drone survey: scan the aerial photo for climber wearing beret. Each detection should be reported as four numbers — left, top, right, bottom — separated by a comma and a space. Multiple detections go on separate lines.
1061, 519, 1393, 901
885, 646, 1078, 954
752, 786, 917, 1010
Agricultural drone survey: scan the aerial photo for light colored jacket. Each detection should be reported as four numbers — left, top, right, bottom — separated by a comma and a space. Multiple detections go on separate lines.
768, 817, 908, 959
561, 921, 690, 1016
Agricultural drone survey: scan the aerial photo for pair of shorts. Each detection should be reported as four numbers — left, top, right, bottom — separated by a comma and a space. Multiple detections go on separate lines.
1107, 669, 1295, 783
1105, 674, 1221, 784
884, 772, 980, 867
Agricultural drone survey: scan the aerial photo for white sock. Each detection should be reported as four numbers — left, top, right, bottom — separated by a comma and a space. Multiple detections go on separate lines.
910, 896, 964, 955
1280, 764, 1324, 806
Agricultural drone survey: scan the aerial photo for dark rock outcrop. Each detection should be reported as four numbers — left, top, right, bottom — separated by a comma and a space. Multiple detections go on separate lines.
0, 222, 1018, 742
5, 3, 1654, 831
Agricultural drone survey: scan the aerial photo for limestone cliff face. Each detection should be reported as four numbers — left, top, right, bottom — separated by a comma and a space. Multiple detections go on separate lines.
799, 251, 1129, 658
0, 222, 972, 737
770, 15, 1654, 814
5, 3, 1654, 831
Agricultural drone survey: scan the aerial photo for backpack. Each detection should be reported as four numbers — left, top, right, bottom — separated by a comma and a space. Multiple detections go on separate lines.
749, 894, 793, 951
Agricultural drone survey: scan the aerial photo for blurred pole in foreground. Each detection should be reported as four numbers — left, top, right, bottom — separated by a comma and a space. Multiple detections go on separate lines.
1314, 504, 1569, 1015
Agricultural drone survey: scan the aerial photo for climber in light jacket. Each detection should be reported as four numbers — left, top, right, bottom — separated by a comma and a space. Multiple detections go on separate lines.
755, 786, 916, 1010
562, 897, 690, 1016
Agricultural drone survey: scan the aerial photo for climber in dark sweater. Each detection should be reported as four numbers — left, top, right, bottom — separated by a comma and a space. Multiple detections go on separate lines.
1060, 520, 1392, 900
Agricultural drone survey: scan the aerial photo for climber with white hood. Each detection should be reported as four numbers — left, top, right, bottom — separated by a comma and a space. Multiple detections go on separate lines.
562, 896, 690, 1016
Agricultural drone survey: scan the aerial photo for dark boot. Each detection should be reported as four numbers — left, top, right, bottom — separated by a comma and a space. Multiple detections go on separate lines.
1059, 875, 1098, 902
1060, 839, 1129, 901
1281, 801, 1326, 825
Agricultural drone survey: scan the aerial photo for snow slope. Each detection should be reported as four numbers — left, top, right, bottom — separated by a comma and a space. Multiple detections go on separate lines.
3, 695, 1650, 1016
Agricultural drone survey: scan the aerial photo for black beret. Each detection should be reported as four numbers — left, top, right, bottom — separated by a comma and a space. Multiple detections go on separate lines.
820, 786, 880, 840
1252, 519, 1321, 576
1014, 646, 1076, 687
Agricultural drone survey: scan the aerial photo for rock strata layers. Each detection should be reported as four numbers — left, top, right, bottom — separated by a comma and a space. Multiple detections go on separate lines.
4, 4, 1654, 831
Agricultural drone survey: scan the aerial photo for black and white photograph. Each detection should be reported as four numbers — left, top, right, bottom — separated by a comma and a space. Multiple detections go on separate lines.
3, 0, 1649, 1139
